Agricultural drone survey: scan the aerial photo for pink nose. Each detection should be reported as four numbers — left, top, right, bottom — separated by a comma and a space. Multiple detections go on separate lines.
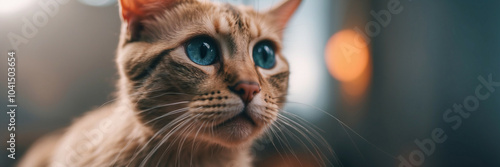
231, 81, 261, 104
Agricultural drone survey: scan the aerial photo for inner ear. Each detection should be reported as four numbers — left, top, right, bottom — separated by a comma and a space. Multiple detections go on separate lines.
119, 0, 180, 22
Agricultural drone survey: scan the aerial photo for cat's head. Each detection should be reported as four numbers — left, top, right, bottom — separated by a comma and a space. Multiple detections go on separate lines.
117, 0, 301, 147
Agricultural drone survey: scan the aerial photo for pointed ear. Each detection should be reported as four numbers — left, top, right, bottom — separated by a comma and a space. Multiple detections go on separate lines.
266, 0, 302, 29
119, 0, 192, 41
119, 0, 178, 23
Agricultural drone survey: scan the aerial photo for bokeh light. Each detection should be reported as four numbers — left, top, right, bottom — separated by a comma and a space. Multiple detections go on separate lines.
325, 29, 369, 82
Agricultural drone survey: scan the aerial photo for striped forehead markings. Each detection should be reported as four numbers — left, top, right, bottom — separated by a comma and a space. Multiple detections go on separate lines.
224, 4, 244, 29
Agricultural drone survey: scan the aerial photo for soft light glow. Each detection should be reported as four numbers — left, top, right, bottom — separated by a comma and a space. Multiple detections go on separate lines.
325, 29, 369, 82
341, 61, 371, 100
0, 0, 33, 14
78, 0, 117, 7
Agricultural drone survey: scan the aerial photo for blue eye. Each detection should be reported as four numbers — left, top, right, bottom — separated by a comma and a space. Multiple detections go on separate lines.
186, 37, 218, 65
253, 41, 276, 69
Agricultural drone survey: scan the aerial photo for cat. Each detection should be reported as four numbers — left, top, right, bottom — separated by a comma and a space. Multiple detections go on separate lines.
19, 0, 302, 166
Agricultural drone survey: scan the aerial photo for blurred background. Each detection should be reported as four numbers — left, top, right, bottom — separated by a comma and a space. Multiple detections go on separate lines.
1, 0, 500, 166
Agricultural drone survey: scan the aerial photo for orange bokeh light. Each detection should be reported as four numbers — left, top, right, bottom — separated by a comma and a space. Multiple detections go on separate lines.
325, 29, 370, 82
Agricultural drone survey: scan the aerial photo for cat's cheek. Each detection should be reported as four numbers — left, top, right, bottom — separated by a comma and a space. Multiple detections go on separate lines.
246, 94, 278, 127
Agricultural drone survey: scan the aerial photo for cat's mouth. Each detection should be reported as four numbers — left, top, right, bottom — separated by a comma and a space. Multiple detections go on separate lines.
215, 110, 256, 128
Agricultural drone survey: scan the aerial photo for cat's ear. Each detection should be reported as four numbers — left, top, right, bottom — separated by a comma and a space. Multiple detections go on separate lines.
119, 0, 192, 41
266, 0, 302, 29
119, 0, 180, 23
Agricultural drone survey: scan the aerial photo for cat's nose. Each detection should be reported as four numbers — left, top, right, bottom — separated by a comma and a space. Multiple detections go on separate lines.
230, 81, 261, 104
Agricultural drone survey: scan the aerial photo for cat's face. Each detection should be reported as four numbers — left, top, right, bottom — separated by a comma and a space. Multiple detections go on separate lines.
117, 0, 301, 147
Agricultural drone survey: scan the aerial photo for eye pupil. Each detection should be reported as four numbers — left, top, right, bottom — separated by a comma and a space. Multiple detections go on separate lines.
200, 43, 209, 59
262, 47, 270, 61
253, 41, 276, 69
186, 37, 218, 65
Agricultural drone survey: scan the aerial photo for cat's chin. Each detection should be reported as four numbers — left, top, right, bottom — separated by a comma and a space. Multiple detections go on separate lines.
210, 113, 262, 146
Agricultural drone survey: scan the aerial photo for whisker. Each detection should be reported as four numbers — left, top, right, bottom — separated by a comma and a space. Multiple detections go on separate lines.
140, 116, 196, 167
277, 113, 332, 154
136, 101, 191, 115
269, 123, 303, 166
340, 121, 366, 162
175, 122, 198, 167
274, 119, 330, 167
279, 110, 345, 167
190, 122, 206, 167
109, 134, 135, 166
280, 110, 326, 133
94, 87, 168, 110
265, 125, 287, 163
127, 113, 190, 166
144, 107, 190, 125
280, 101, 397, 160
156, 120, 197, 167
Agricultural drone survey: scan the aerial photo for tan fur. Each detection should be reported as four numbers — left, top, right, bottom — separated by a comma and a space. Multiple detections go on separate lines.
19, 0, 301, 166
